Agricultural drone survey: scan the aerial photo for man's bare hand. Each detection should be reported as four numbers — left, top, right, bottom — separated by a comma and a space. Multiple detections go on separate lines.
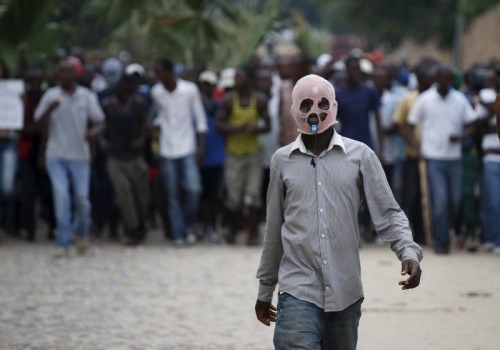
255, 299, 277, 326
399, 260, 422, 290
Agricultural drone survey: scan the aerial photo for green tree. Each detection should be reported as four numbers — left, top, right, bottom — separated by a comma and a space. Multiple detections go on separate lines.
461, 0, 500, 20
214, 0, 281, 67
309, 0, 500, 49
86, 0, 281, 68
0, 0, 62, 74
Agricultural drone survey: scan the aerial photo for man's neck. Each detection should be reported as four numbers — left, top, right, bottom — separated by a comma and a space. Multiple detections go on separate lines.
437, 87, 449, 98
61, 83, 76, 94
302, 127, 334, 156
347, 79, 359, 88
162, 79, 177, 92
237, 87, 252, 98
116, 94, 129, 105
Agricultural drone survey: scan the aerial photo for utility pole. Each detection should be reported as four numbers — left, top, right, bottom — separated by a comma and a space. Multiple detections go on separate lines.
452, 0, 466, 68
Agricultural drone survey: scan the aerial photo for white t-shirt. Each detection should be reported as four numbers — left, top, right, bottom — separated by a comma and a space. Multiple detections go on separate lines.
476, 104, 500, 163
34, 86, 104, 161
151, 79, 208, 159
408, 88, 476, 160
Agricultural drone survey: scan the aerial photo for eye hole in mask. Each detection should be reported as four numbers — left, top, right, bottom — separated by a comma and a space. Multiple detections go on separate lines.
300, 98, 314, 113
318, 97, 330, 110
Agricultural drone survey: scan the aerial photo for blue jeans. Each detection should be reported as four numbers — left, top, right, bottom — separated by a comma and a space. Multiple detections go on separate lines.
160, 155, 201, 240
0, 138, 17, 227
274, 293, 363, 350
0, 138, 17, 198
46, 158, 91, 249
481, 162, 500, 246
426, 159, 462, 251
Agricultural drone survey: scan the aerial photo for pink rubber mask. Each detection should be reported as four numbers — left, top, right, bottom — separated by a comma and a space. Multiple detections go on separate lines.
291, 74, 338, 135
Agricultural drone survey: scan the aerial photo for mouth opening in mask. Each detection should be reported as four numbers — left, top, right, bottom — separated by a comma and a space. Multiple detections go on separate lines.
307, 113, 320, 126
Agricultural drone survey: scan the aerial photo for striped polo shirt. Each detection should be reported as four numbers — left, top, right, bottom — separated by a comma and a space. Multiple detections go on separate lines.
256, 129, 423, 312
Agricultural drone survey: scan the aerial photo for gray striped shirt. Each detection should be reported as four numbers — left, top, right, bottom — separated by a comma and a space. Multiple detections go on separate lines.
256, 129, 423, 312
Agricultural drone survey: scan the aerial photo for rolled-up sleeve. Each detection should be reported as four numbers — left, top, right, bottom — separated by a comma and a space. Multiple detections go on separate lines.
361, 148, 423, 263
256, 159, 285, 302
407, 97, 423, 126
191, 87, 207, 133
34, 90, 52, 121
88, 92, 105, 123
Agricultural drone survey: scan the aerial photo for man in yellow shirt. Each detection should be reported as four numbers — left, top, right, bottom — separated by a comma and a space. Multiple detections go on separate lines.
217, 66, 270, 245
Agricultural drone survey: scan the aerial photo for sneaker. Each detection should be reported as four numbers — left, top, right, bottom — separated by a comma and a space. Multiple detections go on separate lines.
75, 238, 89, 255
174, 238, 186, 247
209, 231, 220, 244
493, 246, 500, 255
186, 233, 197, 244
482, 242, 495, 252
53, 247, 70, 259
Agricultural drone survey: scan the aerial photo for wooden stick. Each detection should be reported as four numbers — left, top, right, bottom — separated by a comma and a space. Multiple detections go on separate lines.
418, 159, 433, 247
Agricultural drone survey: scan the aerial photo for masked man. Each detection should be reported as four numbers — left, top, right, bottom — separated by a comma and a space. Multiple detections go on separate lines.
254, 74, 423, 350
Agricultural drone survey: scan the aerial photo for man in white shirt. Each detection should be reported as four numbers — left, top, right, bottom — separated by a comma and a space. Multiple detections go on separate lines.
476, 89, 500, 254
151, 59, 207, 246
35, 60, 105, 257
496, 92, 500, 138
408, 64, 476, 254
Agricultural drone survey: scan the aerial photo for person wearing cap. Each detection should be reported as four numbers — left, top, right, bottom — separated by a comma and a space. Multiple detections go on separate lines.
255, 74, 422, 349
476, 88, 500, 254
34, 59, 105, 257
197, 70, 225, 243
407, 64, 476, 255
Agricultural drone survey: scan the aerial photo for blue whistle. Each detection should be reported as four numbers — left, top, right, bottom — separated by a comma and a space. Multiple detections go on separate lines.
311, 124, 318, 134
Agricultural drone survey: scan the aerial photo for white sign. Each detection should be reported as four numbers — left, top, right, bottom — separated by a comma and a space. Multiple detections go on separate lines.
0, 79, 25, 130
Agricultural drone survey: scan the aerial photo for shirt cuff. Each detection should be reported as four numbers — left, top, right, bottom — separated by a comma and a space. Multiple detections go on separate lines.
401, 248, 423, 264
258, 283, 277, 303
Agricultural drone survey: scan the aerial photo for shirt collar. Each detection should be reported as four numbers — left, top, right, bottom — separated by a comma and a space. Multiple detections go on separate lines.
288, 128, 346, 157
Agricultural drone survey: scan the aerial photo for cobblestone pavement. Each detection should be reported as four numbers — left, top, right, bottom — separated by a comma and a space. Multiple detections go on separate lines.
1, 230, 499, 350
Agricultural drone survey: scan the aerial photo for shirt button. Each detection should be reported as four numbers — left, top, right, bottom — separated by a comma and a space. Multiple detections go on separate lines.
319, 208, 324, 213
326, 287, 330, 290
318, 182, 322, 186
323, 260, 328, 265
321, 234, 325, 238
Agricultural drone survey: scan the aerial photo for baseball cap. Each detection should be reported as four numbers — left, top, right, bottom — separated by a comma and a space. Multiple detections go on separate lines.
125, 63, 145, 77
479, 88, 497, 104
199, 70, 218, 85
219, 68, 235, 89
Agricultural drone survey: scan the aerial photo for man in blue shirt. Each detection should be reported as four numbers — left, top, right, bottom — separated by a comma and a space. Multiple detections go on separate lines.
335, 56, 382, 155
335, 56, 383, 240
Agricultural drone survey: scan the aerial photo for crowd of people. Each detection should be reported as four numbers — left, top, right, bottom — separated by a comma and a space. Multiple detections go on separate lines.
0, 49, 499, 256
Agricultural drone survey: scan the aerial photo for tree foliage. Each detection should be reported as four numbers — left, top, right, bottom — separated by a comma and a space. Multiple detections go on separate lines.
330, 0, 459, 48
310, 0, 500, 49
461, 0, 500, 20
85, 0, 281, 68
0, 0, 61, 72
